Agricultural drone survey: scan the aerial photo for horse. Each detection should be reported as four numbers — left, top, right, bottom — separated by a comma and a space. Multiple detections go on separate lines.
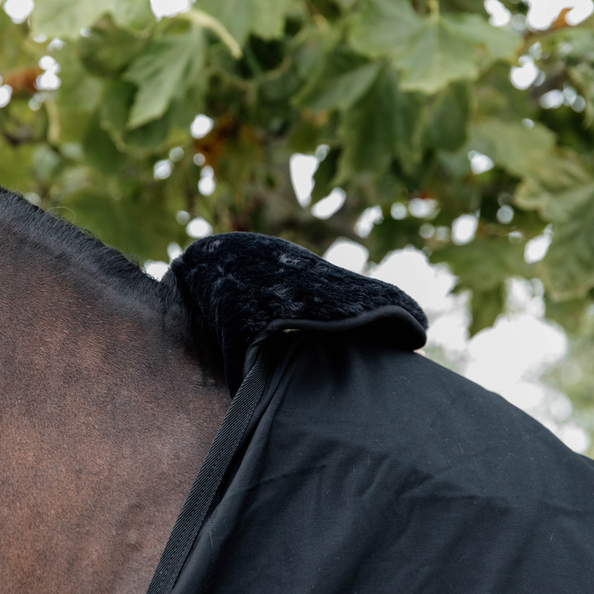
0, 188, 230, 593
4, 187, 594, 594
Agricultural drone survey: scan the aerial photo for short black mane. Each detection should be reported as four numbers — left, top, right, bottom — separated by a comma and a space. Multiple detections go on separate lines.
0, 187, 181, 322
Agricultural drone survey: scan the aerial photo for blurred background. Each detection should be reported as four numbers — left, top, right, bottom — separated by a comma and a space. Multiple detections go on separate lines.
1, 0, 594, 454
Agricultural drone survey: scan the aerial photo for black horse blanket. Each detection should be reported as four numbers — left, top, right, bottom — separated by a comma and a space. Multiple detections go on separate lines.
152, 233, 594, 593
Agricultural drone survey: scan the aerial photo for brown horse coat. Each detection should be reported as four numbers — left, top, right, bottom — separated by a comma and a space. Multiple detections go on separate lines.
0, 190, 229, 593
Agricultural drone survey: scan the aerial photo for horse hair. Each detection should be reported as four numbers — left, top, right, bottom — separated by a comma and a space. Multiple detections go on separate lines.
0, 187, 221, 359
0, 188, 176, 313
0, 186, 229, 593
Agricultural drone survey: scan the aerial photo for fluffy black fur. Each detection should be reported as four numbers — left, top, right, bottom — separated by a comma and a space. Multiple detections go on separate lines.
164, 233, 428, 396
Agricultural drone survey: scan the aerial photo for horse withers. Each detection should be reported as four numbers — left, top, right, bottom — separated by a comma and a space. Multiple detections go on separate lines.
0, 189, 229, 593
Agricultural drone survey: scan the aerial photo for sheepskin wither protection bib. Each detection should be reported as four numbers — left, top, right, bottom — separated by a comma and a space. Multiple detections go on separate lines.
164, 232, 427, 396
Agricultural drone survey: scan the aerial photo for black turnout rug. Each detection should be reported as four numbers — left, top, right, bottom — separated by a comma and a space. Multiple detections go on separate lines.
149, 232, 594, 594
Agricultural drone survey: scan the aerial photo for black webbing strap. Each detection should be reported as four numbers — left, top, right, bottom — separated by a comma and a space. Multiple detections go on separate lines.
147, 344, 271, 594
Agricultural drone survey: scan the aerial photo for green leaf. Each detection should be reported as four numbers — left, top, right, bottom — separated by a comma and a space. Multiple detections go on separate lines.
31, 0, 154, 38
350, 5, 520, 95
367, 214, 425, 262
168, 88, 204, 130
392, 87, 427, 173
375, 171, 403, 205
469, 285, 504, 336
53, 43, 103, 114
0, 134, 35, 191
432, 236, 533, 333
447, 13, 520, 70
311, 148, 340, 204
192, 0, 295, 45
100, 79, 136, 135
395, 16, 480, 94
100, 79, 170, 152
440, 0, 489, 13
336, 65, 447, 179
334, 0, 358, 10
0, 0, 587, 356
258, 62, 302, 103
0, 10, 40, 73
208, 121, 263, 195
437, 147, 472, 179
1, 98, 46, 144
469, 119, 556, 177
49, 42, 103, 143
541, 194, 594, 301
297, 58, 383, 112
544, 294, 589, 335
183, 9, 243, 59
31, 144, 63, 184
123, 116, 170, 151
349, 0, 422, 59
59, 186, 186, 261
123, 27, 205, 129
515, 152, 594, 223
427, 82, 470, 152
82, 111, 124, 175
78, 15, 145, 76
473, 63, 532, 122
337, 65, 397, 180
431, 236, 532, 292
287, 118, 320, 154
545, 335, 594, 417
292, 28, 339, 80
569, 63, 594, 124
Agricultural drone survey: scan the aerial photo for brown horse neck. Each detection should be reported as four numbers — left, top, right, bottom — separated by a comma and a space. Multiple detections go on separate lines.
0, 217, 229, 593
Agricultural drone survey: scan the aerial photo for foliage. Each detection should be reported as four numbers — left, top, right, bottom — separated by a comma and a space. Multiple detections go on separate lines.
3, 1, 594, 428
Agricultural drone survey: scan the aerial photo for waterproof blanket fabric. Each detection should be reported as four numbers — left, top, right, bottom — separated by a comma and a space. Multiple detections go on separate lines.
164, 233, 594, 593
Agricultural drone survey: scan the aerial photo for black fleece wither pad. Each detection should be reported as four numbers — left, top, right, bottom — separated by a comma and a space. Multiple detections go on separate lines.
164, 232, 428, 396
